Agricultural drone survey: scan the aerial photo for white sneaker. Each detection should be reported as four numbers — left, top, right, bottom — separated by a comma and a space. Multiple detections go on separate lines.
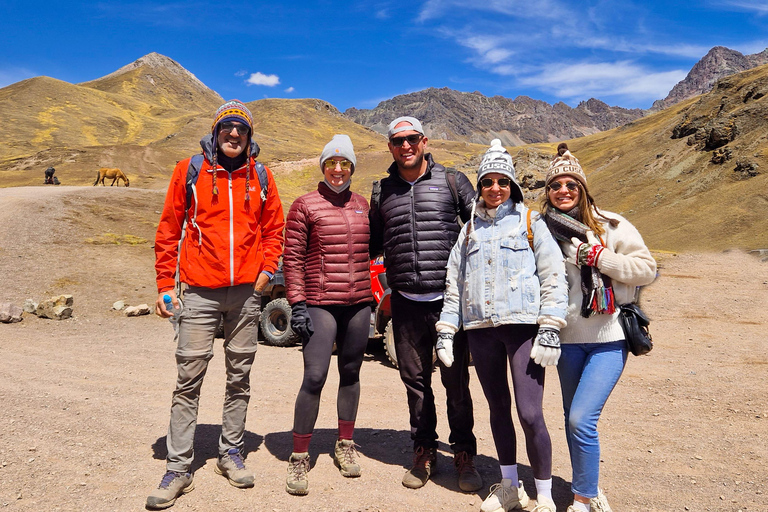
480, 478, 530, 512
590, 489, 613, 512
532, 495, 556, 512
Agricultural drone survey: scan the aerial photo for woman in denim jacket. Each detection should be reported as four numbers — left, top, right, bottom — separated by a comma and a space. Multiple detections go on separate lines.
438, 140, 568, 512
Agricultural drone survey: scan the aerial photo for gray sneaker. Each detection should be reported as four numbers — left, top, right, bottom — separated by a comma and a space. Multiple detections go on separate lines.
286, 452, 310, 495
333, 439, 361, 477
591, 489, 613, 512
146, 471, 194, 510
214, 448, 254, 488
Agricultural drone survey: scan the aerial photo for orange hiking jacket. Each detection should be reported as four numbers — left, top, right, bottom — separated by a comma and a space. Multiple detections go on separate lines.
155, 139, 285, 293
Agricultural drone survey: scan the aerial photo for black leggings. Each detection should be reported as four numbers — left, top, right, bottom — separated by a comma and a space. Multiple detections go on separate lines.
292, 303, 370, 435
467, 324, 552, 479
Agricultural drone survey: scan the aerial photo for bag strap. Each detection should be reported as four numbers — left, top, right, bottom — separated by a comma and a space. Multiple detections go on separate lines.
526, 208, 535, 250
444, 167, 460, 216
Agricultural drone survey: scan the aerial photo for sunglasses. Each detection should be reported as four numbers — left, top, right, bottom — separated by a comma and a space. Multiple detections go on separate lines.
389, 134, 423, 147
548, 181, 579, 192
219, 121, 249, 134
323, 159, 353, 171
480, 177, 511, 189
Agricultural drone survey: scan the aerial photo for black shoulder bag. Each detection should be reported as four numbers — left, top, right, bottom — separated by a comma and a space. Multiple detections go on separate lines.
618, 303, 653, 356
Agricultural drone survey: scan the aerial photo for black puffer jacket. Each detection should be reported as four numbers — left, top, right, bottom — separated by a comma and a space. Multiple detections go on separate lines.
369, 154, 475, 294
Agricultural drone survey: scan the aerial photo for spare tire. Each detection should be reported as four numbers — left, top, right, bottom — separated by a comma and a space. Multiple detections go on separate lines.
260, 298, 301, 347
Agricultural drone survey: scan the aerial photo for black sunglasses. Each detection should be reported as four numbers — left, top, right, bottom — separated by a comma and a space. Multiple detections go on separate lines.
480, 177, 511, 189
219, 121, 249, 134
390, 134, 423, 147
548, 181, 579, 192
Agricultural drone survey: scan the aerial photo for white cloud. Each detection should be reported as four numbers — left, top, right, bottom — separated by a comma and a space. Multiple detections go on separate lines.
284, 86, 295, 93
520, 61, 687, 101
418, 0, 563, 22
246, 72, 280, 87
718, 1, 768, 14
234, 70, 247, 77
461, 36, 513, 65
375, 8, 389, 19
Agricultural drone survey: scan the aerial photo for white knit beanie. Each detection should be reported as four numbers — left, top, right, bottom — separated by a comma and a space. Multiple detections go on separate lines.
476, 139, 523, 202
319, 134, 356, 174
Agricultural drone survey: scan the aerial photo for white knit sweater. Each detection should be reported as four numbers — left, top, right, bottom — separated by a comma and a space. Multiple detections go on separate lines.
559, 210, 657, 345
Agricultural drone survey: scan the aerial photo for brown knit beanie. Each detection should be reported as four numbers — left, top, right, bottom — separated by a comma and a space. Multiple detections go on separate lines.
545, 143, 588, 190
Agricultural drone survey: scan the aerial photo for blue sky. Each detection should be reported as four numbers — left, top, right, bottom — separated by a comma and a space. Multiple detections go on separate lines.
2, 1, 768, 111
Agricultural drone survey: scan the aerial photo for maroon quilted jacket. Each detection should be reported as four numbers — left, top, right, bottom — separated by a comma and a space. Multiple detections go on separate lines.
284, 182, 372, 306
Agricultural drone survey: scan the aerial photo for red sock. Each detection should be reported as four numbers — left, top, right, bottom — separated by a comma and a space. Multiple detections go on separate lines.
293, 432, 312, 453
338, 419, 355, 440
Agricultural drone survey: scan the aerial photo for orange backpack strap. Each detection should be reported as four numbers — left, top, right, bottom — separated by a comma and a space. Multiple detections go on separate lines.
526, 208, 535, 250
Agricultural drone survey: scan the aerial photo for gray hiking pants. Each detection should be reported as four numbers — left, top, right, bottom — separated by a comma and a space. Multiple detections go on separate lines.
166, 284, 260, 472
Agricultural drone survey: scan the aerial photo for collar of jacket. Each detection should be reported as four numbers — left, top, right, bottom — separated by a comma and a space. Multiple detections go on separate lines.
386, 152, 436, 183
474, 198, 518, 222
317, 181, 352, 204
199, 133, 261, 166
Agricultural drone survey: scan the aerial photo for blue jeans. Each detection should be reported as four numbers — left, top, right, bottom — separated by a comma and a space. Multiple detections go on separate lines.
558, 341, 627, 498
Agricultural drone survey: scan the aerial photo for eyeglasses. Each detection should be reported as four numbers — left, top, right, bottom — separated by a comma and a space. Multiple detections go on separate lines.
323, 159, 353, 171
548, 181, 579, 192
389, 134, 423, 147
480, 177, 511, 189
219, 121, 249, 135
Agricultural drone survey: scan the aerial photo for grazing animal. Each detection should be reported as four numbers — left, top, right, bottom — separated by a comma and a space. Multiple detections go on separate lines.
93, 168, 130, 187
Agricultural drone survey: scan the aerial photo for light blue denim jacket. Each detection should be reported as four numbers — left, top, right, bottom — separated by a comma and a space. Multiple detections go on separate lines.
439, 199, 567, 331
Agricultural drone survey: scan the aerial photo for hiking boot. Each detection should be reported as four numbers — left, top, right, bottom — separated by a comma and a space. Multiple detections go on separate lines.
532, 495, 557, 512
286, 452, 310, 496
480, 478, 530, 512
333, 439, 361, 477
214, 448, 254, 488
146, 470, 194, 510
402, 446, 437, 489
590, 489, 613, 512
454, 451, 482, 492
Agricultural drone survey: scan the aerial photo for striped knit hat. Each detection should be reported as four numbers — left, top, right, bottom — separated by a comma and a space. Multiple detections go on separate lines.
209, 100, 255, 199
211, 99, 253, 135
545, 142, 587, 189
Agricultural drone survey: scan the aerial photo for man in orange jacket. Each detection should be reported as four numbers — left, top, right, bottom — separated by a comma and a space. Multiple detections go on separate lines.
147, 100, 285, 510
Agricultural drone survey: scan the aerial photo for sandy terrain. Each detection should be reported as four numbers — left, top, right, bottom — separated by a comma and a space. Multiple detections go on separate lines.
0, 186, 765, 512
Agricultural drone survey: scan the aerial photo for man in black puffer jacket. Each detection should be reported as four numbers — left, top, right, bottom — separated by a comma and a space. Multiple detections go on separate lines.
369, 116, 481, 493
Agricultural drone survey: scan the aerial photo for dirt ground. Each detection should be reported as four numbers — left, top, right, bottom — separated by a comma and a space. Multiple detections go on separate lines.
0, 186, 766, 512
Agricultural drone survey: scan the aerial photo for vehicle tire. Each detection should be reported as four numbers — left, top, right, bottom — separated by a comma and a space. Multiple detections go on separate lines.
383, 319, 398, 368
382, 319, 437, 369
259, 298, 301, 347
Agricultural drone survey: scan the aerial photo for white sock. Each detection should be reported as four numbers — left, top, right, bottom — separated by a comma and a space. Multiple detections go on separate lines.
499, 464, 519, 485
572, 500, 590, 512
534, 477, 553, 502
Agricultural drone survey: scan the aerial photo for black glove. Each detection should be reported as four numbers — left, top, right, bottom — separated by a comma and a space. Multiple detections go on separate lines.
290, 301, 314, 343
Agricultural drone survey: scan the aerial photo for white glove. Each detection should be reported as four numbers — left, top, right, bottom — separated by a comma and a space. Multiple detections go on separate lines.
530, 327, 561, 367
436, 332, 455, 367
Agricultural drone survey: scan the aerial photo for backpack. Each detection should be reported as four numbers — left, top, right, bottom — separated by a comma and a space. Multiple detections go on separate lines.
185, 154, 269, 213
371, 167, 461, 216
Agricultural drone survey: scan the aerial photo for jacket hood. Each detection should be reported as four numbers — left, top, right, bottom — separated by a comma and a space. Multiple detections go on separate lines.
474, 197, 517, 222
199, 133, 261, 164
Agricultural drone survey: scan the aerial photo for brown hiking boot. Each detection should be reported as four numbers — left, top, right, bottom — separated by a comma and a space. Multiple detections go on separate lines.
214, 448, 254, 488
146, 470, 194, 510
333, 439, 362, 477
454, 451, 483, 492
286, 452, 310, 496
402, 446, 437, 489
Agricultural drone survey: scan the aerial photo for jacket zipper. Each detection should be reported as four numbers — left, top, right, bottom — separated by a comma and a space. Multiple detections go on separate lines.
228, 171, 235, 286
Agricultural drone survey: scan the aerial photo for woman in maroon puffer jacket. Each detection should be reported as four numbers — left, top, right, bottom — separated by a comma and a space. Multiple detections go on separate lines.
282, 134, 372, 496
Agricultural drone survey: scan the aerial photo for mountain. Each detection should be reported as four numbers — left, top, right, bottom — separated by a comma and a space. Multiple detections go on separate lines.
344, 87, 644, 146
79, 52, 223, 114
514, 63, 768, 251
651, 46, 768, 111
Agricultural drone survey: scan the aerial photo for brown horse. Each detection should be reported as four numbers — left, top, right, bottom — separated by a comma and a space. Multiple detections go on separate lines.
93, 168, 130, 187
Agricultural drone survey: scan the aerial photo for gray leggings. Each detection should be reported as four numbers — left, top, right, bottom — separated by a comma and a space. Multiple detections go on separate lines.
292, 303, 370, 435
467, 324, 552, 479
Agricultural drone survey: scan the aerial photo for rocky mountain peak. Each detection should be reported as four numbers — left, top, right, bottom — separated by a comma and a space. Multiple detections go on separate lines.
651, 46, 768, 111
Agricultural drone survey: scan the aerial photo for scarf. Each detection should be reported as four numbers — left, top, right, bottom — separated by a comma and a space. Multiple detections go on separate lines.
544, 207, 615, 317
